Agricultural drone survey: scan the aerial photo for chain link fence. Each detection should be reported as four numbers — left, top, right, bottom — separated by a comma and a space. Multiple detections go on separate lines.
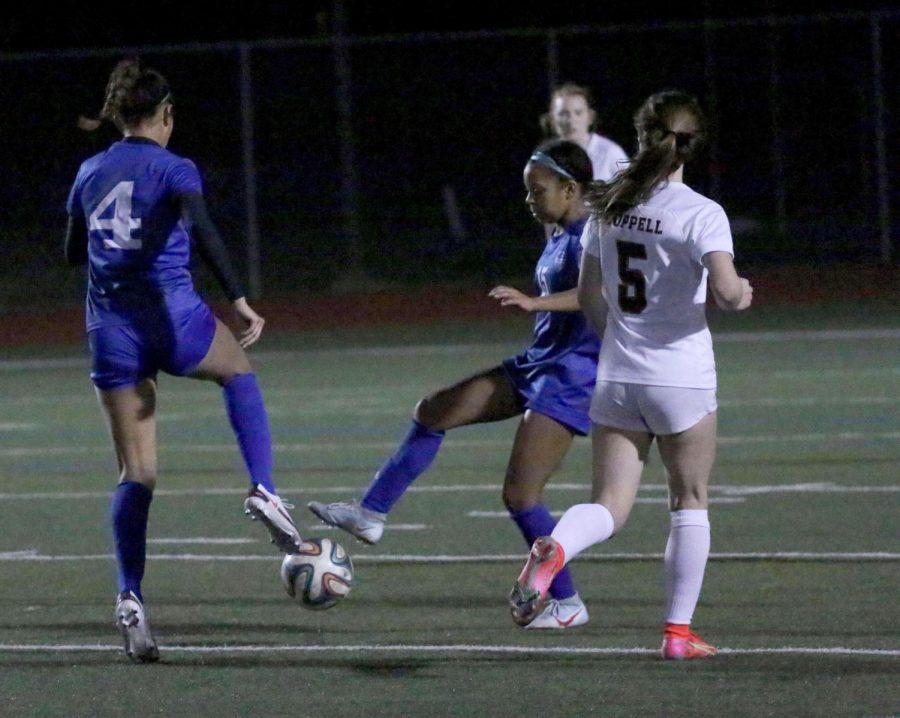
1, 10, 896, 312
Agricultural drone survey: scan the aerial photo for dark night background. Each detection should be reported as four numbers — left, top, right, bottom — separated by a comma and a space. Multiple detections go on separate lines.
1, 1, 898, 310
2, 1, 895, 50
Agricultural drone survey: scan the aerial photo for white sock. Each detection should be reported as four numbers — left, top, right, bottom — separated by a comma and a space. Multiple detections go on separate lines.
550, 503, 615, 565
664, 509, 711, 625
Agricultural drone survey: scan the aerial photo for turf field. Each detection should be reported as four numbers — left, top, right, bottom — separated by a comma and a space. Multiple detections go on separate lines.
0, 300, 898, 717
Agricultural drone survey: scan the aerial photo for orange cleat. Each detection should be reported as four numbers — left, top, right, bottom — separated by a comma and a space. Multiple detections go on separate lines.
509, 537, 566, 627
661, 625, 718, 660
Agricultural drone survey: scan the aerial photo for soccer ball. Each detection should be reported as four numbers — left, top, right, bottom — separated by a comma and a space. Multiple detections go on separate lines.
280, 538, 353, 610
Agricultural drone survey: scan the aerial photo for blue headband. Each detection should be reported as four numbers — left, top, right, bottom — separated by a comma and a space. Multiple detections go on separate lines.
529, 151, 577, 182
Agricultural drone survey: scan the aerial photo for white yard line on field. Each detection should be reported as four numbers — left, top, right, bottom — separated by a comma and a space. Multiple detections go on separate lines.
312, 523, 428, 532
0, 642, 895, 657
0, 481, 896, 501
3, 391, 898, 413
2, 326, 900, 372
146, 538, 257, 545
1, 429, 898, 458
714, 328, 900, 342
0, 551, 896, 563
465, 498, 748, 517
719, 396, 897, 407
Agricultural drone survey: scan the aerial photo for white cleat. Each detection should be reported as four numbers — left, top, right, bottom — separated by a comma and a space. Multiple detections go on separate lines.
307, 499, 386, 545
244, 484, 302, 553
523, 593, 589, 630
115, 591, 159, 663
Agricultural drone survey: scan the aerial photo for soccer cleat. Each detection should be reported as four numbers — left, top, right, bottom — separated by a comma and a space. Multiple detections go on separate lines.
523, 593, 589, 630
509, 536, 566, 627
115, 591, 159, 663
661, 627, 718, 660
307, 499, 386, 545
244, 484, 302, 553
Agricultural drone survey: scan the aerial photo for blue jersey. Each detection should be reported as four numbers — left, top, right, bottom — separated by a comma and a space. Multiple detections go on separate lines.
66, 138, 205, 330
502, 217, 600, 435
512, 217, 599, 370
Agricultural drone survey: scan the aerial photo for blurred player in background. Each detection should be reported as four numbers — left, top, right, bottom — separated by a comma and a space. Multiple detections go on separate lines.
541, 82, 628, 181
510, 90, 753, 659
65, 58, 303, 662
310, 139, 599, 629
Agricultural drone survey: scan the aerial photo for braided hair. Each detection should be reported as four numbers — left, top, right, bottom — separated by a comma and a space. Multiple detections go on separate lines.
99, 58, 171, 131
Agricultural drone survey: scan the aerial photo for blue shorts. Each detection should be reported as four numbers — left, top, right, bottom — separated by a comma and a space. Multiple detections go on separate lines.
89, 303, 217, 390
501, 357, 595, 436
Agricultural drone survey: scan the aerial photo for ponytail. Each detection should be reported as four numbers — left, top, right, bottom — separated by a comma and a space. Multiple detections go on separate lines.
587, 90, 706, 222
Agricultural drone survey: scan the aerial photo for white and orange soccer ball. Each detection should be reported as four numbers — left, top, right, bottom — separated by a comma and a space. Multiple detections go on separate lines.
280, 538, 353, 610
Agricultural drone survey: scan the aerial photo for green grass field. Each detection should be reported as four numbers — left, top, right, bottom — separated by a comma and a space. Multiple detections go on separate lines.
0, 301, 898, 717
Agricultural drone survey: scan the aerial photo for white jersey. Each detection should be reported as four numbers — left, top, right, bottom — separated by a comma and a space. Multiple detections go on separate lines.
581, 181, 734, 389
586, 133, 628, 181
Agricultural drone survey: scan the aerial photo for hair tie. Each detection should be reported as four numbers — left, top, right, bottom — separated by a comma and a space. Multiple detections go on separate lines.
529, 151, 577, 181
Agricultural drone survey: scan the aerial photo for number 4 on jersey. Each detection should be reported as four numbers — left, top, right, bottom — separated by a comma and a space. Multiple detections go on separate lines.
89, 181, 142, 250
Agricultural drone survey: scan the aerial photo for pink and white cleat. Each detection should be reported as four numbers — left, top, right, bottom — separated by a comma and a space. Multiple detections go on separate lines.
509, 536, 566, 627
661, 626, 718, 660
524, 593, 589, 630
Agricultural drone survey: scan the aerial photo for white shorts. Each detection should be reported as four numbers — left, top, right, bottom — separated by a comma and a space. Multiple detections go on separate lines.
589, 381, 717, 435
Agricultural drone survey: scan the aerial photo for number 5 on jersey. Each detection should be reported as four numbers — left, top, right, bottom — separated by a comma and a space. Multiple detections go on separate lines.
616, 240, 647, 314
89, 181, 142, 250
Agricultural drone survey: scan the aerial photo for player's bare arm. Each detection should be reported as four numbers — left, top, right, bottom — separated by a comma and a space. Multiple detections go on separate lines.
703, 251, 753, 311
489, 285, 580, 312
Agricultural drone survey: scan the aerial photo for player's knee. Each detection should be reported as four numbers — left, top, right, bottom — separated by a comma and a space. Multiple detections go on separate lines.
501, 485, 519, 512
413, 396, 440, 429
209, 341, 253, 385
591, 495, 631, 532
120, 469, 157, 491
502, 491, 534, 514
501, 476, 541, 513
234, 352, 253, 374
669, 483, 708, 510
215, 361, 255, 386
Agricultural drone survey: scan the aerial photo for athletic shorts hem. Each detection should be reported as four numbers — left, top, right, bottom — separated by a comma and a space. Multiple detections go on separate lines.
501, 362, 593, 437
88, 304, 216, 390
91, 371, 158, 391
526, 399, 590, 436
589, 382, 717, 435
589, 404, 715, 435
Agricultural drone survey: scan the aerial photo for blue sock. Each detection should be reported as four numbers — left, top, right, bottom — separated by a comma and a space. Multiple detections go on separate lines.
111, 481, 153, 602
224, 373, 275, 493
511, 504, 577, 600
361, 420, 444, 514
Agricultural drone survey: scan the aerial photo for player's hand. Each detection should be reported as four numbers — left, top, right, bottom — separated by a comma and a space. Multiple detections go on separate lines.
232, 297, 265, 348
489, 285, 536, 313
736, 278, 753, 311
